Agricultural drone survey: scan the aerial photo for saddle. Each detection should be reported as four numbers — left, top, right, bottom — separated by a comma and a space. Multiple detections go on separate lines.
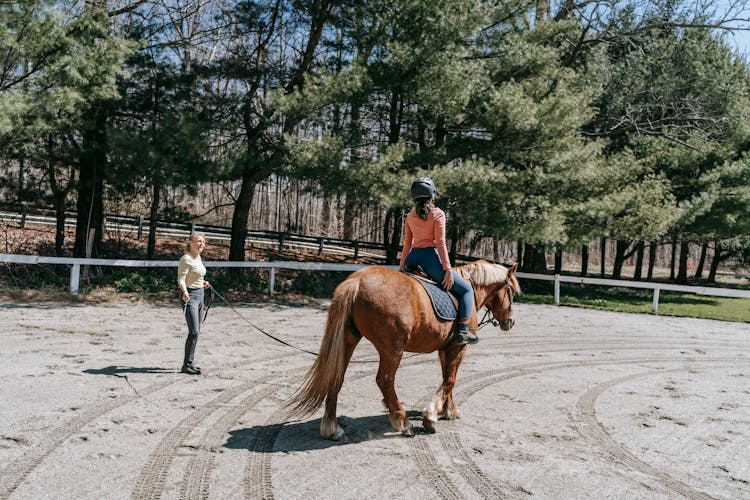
403, 268, 458, 321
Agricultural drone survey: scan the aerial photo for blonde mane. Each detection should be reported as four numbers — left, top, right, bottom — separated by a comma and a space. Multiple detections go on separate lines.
456, 261, 509, 285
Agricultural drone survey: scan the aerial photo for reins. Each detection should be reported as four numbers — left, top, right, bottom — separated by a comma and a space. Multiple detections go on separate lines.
209, 287, 418, 363
201, 281, 515, 359
210, 288, 320, 357
467, 275, 516, 331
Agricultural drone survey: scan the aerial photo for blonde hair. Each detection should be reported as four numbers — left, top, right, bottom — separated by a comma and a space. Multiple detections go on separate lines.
185, 232, 206, 253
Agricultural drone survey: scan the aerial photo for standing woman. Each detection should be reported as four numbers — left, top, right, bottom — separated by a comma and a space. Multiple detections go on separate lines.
399, 177, 477, 344
177, 232, 211, 374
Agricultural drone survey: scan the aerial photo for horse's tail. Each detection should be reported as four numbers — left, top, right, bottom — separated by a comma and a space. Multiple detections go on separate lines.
285, 275, 360, 417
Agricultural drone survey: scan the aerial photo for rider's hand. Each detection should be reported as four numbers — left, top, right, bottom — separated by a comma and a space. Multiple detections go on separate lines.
441, 271, 454, 291
204, 281, 211, 289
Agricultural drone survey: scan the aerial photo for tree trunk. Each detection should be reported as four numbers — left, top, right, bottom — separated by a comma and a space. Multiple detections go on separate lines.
676, 240, 689, 284
74, 107, 107, 258
612, 240, 628, 279
554, 248, 562, 274
229, 167, 257, 261
707, 240, 724, 283
694, 241, 708, 279
448, 224, 459, 267
522, 243, 547, 273
647, 241, 657, 280
18, 152, 25, 202
342, 194, 356, 240
516, 241, 524, 267
633, 241, 644, 280
580, 244, 589, 276
53, 193, 66, 257
47, 135, 68, 257
383, 208, 404, 265
147, 178, 161, 259
321, 195, 333, 236
600, 237, 606, 277
669, 236, 677, 281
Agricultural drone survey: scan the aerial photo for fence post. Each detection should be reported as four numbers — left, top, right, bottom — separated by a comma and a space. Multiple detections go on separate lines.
278, 233, 285, 251
554, 274, 561, 304
19, 202, 27, 229
652, 288, 660, 313
137, 215, 144, 239
70, 263, 80, 295
318, 237, 324, 255
269, 267, 275, 296
353, 241, 360, 259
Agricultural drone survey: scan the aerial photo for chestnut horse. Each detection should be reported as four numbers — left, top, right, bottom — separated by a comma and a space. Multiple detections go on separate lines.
286, 260, 520, 440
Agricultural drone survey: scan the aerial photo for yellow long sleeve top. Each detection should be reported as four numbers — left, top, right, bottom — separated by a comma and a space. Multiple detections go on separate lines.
177, 253, 206, 290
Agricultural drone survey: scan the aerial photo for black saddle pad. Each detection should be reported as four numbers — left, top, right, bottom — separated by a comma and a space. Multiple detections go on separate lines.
406, 273, 457, 320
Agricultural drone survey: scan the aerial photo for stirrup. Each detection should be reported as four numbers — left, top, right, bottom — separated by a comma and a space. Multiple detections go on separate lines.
454, 324, 478, 345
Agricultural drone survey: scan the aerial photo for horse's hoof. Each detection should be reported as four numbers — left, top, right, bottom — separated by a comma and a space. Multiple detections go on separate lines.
423, 419, 437, 434
401, 420, 414, 437
329, 428, 346, 441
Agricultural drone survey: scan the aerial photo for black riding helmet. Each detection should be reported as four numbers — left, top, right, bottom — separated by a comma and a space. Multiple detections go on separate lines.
410, 177, 436, 200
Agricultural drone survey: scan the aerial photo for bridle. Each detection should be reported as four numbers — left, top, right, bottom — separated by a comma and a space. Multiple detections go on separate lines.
477, 281, 516, 330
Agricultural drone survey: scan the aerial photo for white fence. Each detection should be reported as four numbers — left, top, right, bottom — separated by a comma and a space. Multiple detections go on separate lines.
2, 254, 749, 313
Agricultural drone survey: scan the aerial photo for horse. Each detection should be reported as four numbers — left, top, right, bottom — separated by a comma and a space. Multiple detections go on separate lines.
285, 260, 520, 440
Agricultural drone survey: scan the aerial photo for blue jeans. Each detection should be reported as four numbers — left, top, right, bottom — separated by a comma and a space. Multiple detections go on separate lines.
183, 288, 204, 336
404, 247, 474, 320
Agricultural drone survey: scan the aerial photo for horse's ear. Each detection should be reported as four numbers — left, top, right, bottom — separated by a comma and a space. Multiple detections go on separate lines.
508, 262, 519, 275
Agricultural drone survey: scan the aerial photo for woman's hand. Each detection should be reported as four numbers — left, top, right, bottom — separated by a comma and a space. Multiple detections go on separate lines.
203, 280, 211, 289
181, 290, 189, 302
441, 270, 454, 291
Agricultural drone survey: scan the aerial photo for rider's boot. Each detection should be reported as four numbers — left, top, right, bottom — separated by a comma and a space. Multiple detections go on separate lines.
181, 334, 202, 375
455, 321, 478, 345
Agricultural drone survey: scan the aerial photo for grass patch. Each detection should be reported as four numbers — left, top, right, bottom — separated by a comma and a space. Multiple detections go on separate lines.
517, 282, 750, 323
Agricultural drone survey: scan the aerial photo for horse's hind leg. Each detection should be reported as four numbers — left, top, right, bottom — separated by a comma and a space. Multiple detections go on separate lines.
320, 330, 360, 440
376, 353, 413, 437
423, 347, 465, 433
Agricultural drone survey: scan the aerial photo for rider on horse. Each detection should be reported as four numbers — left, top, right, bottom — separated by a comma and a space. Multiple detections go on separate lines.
399, 177, 478, 344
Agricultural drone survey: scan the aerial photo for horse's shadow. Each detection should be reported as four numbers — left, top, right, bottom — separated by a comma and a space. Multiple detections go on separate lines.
225, 411, 427, 452
83, 366, 173, 377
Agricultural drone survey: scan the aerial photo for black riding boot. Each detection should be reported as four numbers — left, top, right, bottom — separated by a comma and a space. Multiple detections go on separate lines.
181, 334, 201, 374
455, 322, 478, 345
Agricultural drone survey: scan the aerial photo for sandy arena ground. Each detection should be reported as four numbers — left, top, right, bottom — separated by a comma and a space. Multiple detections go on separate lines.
0, 299, 748, 499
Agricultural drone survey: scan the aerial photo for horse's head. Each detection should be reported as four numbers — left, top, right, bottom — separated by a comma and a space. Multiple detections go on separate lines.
483, 263, 520, 331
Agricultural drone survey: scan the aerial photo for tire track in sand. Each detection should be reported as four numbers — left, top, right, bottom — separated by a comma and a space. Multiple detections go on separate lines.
437, 355, 746, 499
241, 356, 468, 500
574, 365, 743, 500
179, 369, 307, 499
0, 352, 292, 499
132, 364, 308, 500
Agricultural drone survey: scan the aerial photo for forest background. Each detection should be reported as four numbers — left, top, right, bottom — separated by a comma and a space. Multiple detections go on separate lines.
2, 0, 750, 286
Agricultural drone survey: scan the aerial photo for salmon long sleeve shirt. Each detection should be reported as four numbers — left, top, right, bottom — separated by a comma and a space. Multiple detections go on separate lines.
399, 207, 452, 271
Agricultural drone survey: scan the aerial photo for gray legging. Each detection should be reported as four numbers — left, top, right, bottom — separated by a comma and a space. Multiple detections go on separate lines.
184, 288, 204, 336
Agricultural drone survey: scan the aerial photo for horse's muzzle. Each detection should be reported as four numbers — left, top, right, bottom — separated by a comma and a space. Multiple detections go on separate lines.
500, 318, 515, 331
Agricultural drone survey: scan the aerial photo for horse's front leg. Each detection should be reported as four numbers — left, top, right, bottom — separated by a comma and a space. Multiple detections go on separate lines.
375, 352, 413, 437
422, 345, 465, 433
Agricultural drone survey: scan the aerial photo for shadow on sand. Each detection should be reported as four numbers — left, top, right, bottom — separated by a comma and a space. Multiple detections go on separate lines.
83, 365, 173, 377
225, 411, 427, 452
